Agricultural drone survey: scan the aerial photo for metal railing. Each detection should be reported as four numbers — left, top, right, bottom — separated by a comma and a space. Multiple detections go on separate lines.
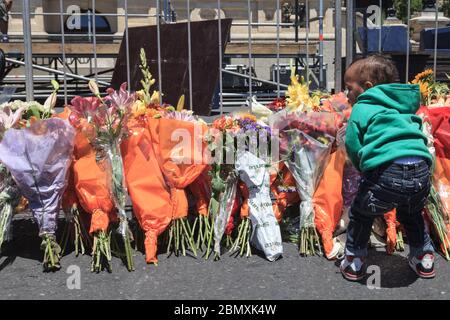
5, 0, 449, 114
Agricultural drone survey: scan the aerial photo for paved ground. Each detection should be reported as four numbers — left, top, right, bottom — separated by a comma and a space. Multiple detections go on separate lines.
1, 220, 450, 300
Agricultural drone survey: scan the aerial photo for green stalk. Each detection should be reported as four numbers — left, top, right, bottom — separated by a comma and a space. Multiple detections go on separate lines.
426, 186, 450, 260
166, 223, 173, 254
175, 219, 180, 255
205, 220, 215, 259
396, 229, 405, 252
91, 230, 112, 273
180, 218, 197, 256
230, 220, 244, 254
42, 234, 61, 271
195, 216, 203, 250
124, 231, 135, 271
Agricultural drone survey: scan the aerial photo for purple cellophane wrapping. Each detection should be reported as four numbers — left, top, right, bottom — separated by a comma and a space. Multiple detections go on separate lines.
342, 162, 361, 208
0, 118, 75, 236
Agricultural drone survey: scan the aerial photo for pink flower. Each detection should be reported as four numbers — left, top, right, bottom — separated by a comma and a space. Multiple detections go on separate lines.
105, 82, 135, 113
165, 110, 197, 122
69, 96, 101, 118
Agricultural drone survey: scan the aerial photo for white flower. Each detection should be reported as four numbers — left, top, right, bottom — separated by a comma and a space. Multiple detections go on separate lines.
0, 106, 24, 133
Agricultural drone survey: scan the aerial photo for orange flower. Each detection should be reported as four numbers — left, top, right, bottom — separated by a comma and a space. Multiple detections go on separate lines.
212, 116, 235, 131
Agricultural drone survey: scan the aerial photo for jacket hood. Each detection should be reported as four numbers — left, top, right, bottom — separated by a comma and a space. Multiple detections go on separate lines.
356, 83, 421, 114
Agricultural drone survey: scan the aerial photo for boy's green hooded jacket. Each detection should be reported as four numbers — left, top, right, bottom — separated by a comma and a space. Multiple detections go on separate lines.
345, 83, 432, 172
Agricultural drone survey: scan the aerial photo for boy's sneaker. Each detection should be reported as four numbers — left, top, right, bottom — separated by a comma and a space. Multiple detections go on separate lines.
408, 252, 435, 279
1, 35, 9, 43
340, 255, 366, 281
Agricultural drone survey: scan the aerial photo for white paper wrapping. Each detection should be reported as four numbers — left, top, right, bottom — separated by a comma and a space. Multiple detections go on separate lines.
236, 151, 283, 261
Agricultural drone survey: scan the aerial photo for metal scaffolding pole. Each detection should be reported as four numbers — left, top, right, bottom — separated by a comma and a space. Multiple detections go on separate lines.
218, 0, 224, 115
306, 0, 310, 84
405, 0, 411, 83
156, 0, 163, 103
5, 57, 110, 86
22, 0, 34, 101
378, 0, 382, 53
433, 1, 439, 80
92, 0, 98, 82
187, 0, 193, 110
59, 0, 68, 104
125, 0, 131, 89
319, 0, 324, 89
335, 0, 342, 92
276, 0, 281, 98
247, 0, 253, 110
346, 0, 354, 68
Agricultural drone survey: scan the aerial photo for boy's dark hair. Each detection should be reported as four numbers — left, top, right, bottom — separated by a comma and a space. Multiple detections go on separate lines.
349, 54, 399, 86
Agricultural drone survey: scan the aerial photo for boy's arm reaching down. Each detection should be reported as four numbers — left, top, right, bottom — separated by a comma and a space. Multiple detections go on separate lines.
345, 120, 363, 172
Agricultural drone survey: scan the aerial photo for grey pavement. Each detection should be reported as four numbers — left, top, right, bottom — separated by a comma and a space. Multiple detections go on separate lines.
1, 235, 450, 300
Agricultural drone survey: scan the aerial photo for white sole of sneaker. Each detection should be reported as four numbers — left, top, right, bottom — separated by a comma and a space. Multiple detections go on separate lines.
340, 266, 365, 282
408, 260, 436, 279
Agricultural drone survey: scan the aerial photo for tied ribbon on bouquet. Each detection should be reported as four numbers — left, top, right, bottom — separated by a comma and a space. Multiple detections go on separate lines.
0, 118, 75, 271
234, 151, 283, 261
69, 81, 136, 271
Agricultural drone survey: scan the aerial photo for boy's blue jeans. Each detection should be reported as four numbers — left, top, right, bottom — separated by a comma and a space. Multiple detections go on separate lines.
345, 160, 434, 258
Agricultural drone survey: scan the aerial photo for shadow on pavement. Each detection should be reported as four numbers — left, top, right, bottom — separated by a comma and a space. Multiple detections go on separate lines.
334, 249, 418, 289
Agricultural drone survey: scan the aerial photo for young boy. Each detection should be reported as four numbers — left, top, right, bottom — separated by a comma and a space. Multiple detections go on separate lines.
341, 55, 435, 281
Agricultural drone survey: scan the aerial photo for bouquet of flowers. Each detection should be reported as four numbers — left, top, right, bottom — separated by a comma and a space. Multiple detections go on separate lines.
0, 105, 24, 249
55, 107, 91, 257
312, 145, 346, 259
411, 69, 450, 107
273, 111, 337, 256
0, 117, 75, 271
71, 125, 115, 272
120, 50, 175, 265
206, 115, 240, 259
224, 113, 281, 260
188, 169, 212, 251
69, 81, 136, 271
319, 92, 352, 119
418, 106, 450, 259
234, 150, 283, 261
148, 106, 207, 258
270, 163, 299, 223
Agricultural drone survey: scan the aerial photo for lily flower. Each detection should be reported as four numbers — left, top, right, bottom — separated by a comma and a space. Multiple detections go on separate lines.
0, 106, 25, 135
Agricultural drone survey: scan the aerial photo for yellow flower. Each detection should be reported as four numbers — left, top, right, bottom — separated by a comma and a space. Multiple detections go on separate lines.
131, 100, 147, 117
412, 69, 433, 84
136, 90, 145, 101
419, 81, 430, 99
283, 67, 321, 112
150, 90, 160, 105
234, 112, 257, 122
